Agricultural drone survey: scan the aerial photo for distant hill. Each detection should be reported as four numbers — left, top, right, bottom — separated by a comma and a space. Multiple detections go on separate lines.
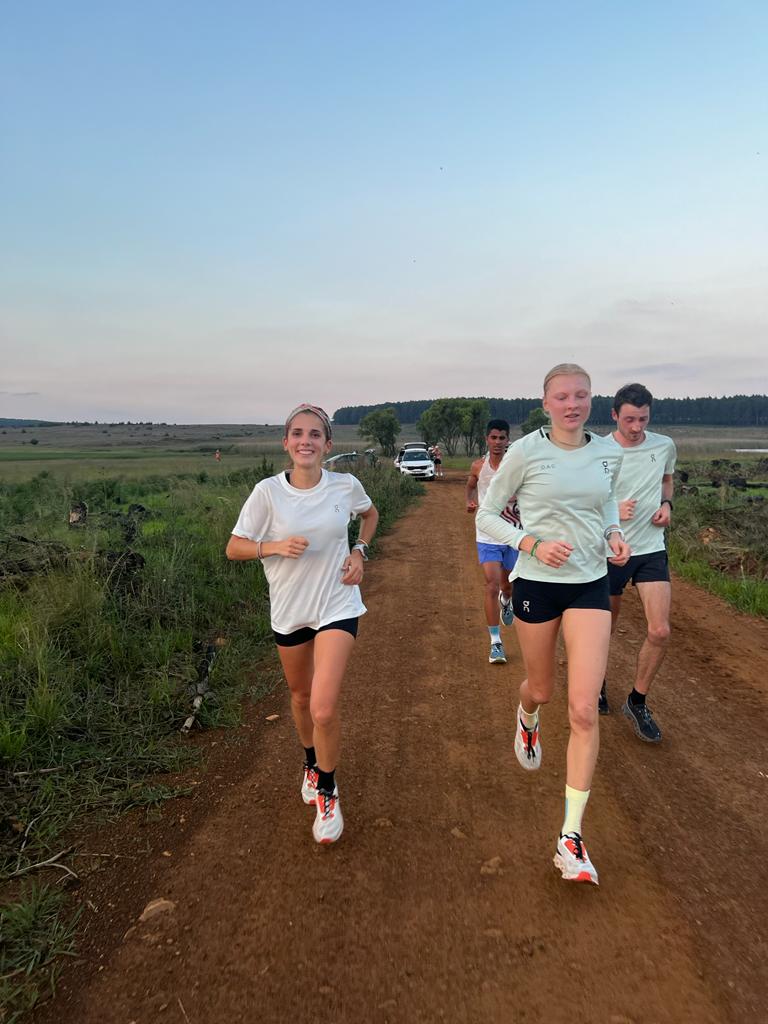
0, 418, 63, 427
334, 395, 768, 427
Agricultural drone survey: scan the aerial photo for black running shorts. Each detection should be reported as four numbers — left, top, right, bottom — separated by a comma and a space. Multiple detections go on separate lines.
512, 576, 611, 623
273, 616, 359, 648
607, 551, 670, 596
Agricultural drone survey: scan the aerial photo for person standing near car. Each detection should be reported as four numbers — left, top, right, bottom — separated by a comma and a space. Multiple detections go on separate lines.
599, 383, 676, 743
431, 444, 443, 478
226, 403, 379, 844
477, 364, 630, 885
466, 419, 520, 664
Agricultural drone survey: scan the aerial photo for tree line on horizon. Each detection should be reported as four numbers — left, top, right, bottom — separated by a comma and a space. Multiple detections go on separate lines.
335, 394, 768, 428
359, 400, 552, 456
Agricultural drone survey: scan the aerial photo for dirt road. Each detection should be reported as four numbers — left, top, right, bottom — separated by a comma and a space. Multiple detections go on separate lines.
39, 472, 768, 1024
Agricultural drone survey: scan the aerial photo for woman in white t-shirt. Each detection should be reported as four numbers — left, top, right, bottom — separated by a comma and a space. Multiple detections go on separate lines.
226, 404, 379, 844
476, 365, 631, 885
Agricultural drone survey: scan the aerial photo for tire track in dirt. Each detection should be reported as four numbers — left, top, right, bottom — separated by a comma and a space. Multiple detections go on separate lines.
38, 473, 767, 1023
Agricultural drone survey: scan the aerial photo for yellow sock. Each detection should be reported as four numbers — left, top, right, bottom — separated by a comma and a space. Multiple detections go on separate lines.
561, 786, 590, 836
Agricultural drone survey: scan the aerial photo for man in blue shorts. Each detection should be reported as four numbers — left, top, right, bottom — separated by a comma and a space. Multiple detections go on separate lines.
466, 420, 520, 664
602, 383, 676, 742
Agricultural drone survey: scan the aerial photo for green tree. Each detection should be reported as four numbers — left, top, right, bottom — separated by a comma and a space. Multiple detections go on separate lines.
459, 399, 491, 455
359, 407, 400, 456
520, 407, 549, 435
417, 398, 465, 455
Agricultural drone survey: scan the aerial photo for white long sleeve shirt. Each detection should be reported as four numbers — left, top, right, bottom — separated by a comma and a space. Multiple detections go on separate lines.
476, 428, 623, 583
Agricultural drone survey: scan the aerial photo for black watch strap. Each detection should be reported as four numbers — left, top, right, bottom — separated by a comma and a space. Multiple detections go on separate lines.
661, 498, 674, 510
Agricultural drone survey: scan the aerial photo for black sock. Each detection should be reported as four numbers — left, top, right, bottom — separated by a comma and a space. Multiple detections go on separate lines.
317, 768, 336, 793
303, 746, 316, 768
628, 688, 646, 706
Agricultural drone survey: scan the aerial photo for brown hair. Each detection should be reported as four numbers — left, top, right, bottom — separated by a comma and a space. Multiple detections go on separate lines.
543, 363, 591, 394
284, 403, 333, 441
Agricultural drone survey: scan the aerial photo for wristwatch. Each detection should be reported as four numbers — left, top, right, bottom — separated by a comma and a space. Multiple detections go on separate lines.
352, 542, 369, 560
661, 499, 674, 510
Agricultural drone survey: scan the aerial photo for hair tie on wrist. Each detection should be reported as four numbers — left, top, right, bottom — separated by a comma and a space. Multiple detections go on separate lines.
530, 538, 542, 559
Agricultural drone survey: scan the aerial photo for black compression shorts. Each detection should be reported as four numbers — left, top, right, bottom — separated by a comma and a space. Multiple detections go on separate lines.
512, 576, 611, 623
273, 617, 359, 648
607, 551, 670, 596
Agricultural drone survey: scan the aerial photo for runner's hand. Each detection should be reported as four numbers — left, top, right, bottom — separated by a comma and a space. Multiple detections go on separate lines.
619, 499, 637, 521
607, 535, 631, 566
275, 536, 309, 558
341, 551, 364, 585
534, 540, 574, 569
651, 504, 671, 527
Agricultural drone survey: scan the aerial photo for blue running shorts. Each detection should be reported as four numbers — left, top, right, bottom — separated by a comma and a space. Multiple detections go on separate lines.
476, 542, 519, 572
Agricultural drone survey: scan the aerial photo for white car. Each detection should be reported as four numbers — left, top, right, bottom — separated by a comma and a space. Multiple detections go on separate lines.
397, 448, 435, 479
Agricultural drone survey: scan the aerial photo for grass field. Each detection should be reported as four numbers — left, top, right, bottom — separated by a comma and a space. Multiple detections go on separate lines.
4, 421, 768, 484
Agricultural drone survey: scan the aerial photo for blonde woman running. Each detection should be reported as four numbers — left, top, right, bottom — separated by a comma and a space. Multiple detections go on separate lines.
226, 404, 379, 844
477, 365, 630, 884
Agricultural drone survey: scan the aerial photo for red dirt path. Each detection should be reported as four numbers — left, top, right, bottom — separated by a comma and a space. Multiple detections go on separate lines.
36, 472, 768, 1024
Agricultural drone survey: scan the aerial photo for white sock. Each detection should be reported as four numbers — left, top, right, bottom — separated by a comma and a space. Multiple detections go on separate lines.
561, 786, 590, 836
519, 703, 539, 729
488, 626, 501, 643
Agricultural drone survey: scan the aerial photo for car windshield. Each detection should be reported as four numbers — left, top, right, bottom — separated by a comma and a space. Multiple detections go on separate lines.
403, 450, 429, 461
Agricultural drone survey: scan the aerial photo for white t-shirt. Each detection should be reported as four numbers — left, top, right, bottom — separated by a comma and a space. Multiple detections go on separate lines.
607, 431, 677, 556
476, 428, 623, 583
476, 454, 521, 544
231, 470, 372, 634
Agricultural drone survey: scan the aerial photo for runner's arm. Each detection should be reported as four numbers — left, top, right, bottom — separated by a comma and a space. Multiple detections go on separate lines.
226, 536, 309, 560
651, 472, 675, 527
601, 453, 623, 535
465, 459, 482, 511
475, 447, 526, 547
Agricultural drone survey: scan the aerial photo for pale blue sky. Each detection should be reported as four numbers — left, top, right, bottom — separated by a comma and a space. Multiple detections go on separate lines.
2, 1, 766, 422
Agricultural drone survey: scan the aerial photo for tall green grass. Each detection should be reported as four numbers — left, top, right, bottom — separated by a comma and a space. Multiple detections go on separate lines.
0, 883, 80, 1021
668, 481, 768, 617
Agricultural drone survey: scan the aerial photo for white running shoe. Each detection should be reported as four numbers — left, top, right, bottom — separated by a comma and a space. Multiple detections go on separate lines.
553, 832, 599, 885
301, 764, 318, 805
312, 788, 344, 844
498, 591, 514, 627
514, 706, 541, 770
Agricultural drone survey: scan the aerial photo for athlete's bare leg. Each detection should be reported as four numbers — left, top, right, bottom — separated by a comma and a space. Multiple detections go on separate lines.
561, 608, 611, 790
308, 629, 356, 772
513, 616, 561, 712
633, 581, 672, 695
481, 561, 509, 626
276, 639, 315, 748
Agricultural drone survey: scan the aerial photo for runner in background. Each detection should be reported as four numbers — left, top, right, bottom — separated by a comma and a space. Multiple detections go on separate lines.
466, 419, 520, 664
600, 383, 676, 743
477, 364, 630, 885
226, 403, 379, 844
431, 443, 443, 478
